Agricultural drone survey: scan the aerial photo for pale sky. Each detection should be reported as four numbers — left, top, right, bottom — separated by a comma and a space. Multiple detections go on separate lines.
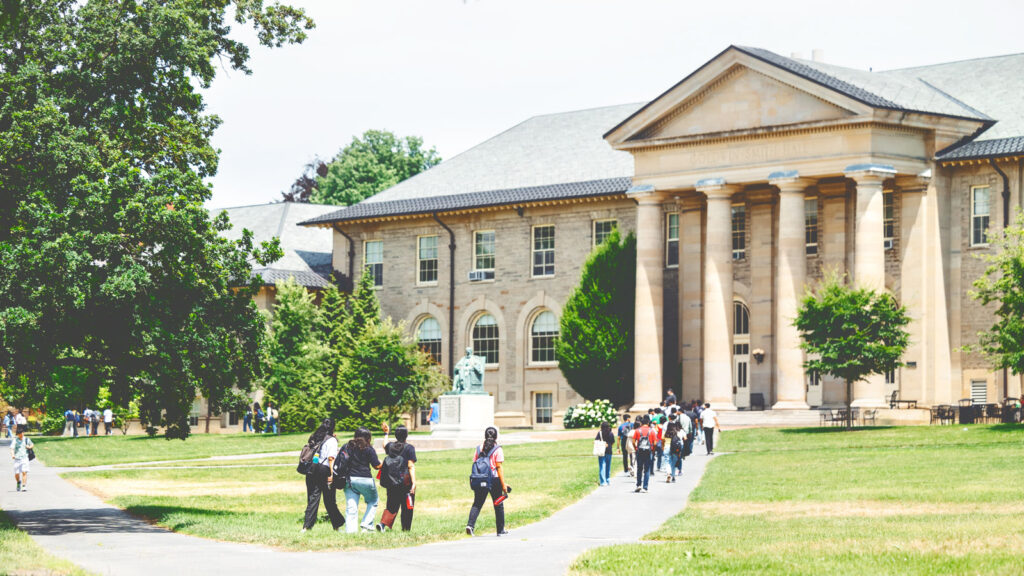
205, 0, 1024, 209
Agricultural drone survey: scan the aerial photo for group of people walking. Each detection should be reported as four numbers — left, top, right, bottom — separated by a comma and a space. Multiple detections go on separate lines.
596, 389, 721, 492
242, 401, 278, 434
300, 422, 510, 537
2, 409, 27, 438
61, 407, 114, 437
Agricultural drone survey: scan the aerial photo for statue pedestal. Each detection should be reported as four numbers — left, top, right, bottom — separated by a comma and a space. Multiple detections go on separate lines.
431, 394, 494, 439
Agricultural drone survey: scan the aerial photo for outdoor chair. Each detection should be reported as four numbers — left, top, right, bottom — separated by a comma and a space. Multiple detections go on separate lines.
930, 405, 942, 425
939, 405, 956, 425
862, 409, 877, 425
986, 403, 1001, 424
889, 390, 918, 409
820, 409, 837, 427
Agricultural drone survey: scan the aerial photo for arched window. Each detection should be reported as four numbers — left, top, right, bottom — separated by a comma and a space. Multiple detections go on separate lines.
472, 314, 500, 364
530, 310, 559, 363
417, 317, 442, 364
733, 302, 749, 336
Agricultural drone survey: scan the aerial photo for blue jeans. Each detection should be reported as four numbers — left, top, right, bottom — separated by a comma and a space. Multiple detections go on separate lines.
267, 417, 278, 434
597, 454, 612, 485
655, 446, 664, 471
344, 477, 379, 532
635, 450, 652, 490
669, 453, 682, 477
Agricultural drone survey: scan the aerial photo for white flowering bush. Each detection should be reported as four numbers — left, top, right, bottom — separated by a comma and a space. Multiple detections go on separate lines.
563, 399, 618, 429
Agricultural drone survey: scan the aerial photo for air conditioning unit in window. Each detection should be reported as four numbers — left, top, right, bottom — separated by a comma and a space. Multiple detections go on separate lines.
468, 270, 494, 282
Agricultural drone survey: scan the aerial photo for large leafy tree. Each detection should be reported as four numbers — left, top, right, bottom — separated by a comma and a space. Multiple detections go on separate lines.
308, 130, 441, 206
0, 0, 313, 438
970, 212, 1024, 374
794, 272, 911, 429
556, 230, 636, 407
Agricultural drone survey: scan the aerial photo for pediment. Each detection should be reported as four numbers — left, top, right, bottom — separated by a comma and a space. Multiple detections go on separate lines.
633, 66, 858, 142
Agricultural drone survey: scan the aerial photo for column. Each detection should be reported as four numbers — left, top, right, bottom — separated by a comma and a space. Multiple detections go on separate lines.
698, 178, 739, 410
630, 185, 664, 411
897, 173, 930, 406
845, 164, 896, 407
679, 195, 704, 402
771, 172, 814, 409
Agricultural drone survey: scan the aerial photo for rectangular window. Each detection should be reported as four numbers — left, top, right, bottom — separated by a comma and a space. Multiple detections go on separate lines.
883, 190, 895, 249
971, 186, 991, 246
417, 235, 438, 285
666, 213, 679, 267
971, 380, 987, 404
593, 219, 617, 247
885, 369, 896, 386
474, 231, 495, 271
364, 240, 383, 287
805, 197, 819, 255
532, 225, 555, 277
731, 204, 746, 260
535, 392, 553, 425
188, 399, 201, 427
228, 412, 239, 426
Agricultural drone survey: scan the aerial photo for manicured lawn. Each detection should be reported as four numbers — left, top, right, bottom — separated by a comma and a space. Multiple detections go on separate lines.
0, 510, 93, 575
63, 438, 597, 550
32, 433, 308, 467
571, 424, 1024, 576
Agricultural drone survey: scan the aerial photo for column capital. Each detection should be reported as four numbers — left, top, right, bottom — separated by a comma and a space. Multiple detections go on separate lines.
844, 163, 896, 184
627, 184, 661, 204
696, 178, 742, 200
768, 170, 816, 193
895, 169, 932, 194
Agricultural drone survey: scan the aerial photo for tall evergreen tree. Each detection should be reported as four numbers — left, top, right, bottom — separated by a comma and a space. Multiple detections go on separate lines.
556, 230, 636, 407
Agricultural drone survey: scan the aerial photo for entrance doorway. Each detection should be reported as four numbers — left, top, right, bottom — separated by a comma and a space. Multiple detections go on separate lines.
806, 369, 822, 408
733, 302, 751, 409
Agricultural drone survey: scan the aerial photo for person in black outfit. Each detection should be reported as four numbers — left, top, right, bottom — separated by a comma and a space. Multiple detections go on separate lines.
466, 427, 509, 536
302, 418, 344, 532
376, 423, 417, 532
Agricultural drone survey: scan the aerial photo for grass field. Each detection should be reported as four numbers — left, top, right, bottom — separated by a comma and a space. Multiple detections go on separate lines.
32, 433, 308, 467
0, 510, 93, 576
571, 424, 1024, 576
63, 438, 597, 550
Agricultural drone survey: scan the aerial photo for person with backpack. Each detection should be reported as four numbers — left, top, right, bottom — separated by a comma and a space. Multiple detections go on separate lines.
466, 426, 509, 536
376, 423, 417, 532
632, 416, 657, 493
10, 425, 34, 492
665, 418, 684, 483
265, 402, 278, 435
595, 421, 614, 486
253, 402, 265, 434
343, 427, 381, 533
301, 418, 344, 532
617, 415, 633, 475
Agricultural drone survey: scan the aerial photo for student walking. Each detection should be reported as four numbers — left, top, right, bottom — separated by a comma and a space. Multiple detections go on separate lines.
253, 402, 265, 434
376, 423, 417, 532
595, 422, 614, 486
632, 416, 657, 493
702, 403, 720, 455
10, 425, 33, 492
665, 418, 683, 483
265, 402, 278, 435
63, 409, 76, 437
103, 407, 113, 435
3, 411, 12, 438
617, 415, 634, 475
466, 427, 509, 536
302, 418, 344, 532
343, 427, 381, 533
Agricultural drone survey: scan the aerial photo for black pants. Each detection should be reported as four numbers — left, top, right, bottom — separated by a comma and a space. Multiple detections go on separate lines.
620, 441, 630, 472
382, 486, 415, 531
704, 427, 715, 454
104, 421, 112, 435
303, 466, 344, 530
467, 483, 505, 534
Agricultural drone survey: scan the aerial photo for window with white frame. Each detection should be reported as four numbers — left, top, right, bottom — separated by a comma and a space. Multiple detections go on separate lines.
731, 204, 746, 260
805, 197, 818, 255
883, 190, 895, 249
417, 317, 442, 364
733, 301, 749, 338
535, 392, 553, 424
530, 310, 558, 363
417, 235, 438, 284
593, 219, 617, 247
971, 186, 991, 246
474, 231, 495, 271
364, 240, 383, 287
472, 313, 500, 364
532, 225, 555, 277
666, 213, 679, 267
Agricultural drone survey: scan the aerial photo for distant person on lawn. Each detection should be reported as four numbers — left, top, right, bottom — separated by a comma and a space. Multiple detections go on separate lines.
265, 402, 278, 434
466, 426, 510, 537
376, 423, 417, 532
2, 410, 12, 438
702, 403, 720, 455
103, 407, 113, 435
242, 407, 252, 432
344, 427, 381, 533
10, 425, 33, 492
301, 418, 344, 532
252, 402, 265, 433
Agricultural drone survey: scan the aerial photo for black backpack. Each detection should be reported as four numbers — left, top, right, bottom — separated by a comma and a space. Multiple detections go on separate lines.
296, 438, 326, 475
379, 442, 408, 489
670, 433, 683, 456
470, 445, 497, 490
333, 445, 352, 489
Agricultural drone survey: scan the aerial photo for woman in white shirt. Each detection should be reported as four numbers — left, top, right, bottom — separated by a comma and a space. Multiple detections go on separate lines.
301, 418, 345, 532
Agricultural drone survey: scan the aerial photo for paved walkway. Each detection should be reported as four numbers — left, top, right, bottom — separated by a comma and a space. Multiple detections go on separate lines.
0, 440, 713, 576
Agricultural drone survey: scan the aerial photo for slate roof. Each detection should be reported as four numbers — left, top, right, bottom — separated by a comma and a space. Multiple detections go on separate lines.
300, 177, 632, 226
215, 202, 345, 288
936, 136, 1024, 161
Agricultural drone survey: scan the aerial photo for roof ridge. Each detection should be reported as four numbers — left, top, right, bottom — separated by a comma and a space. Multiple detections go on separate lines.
915, 78, 992, 120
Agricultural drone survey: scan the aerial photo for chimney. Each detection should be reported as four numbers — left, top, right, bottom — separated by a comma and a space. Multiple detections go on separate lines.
812, 49, 825, 62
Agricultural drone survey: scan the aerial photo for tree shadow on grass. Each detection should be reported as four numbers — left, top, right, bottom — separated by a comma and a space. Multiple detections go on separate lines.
778, 426, 893, 435
121, 504, 239, 532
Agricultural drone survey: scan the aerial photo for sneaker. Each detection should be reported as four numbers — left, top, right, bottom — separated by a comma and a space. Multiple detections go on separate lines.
15, 481, 20, 492
497, 529, 511, 536
375, 523, 388, 533
708, 452, 715, 455
640, 488, 648, 493
666, 477, 672, 483
20, 485, 26, 492
633, 486, 642, 493
300, 528, 308, 533
672, 477, 677, 483
360, 526, 374, 533
465, 526, 475, 536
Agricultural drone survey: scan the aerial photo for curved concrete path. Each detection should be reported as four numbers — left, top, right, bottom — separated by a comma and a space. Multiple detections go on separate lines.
0, 441, 713, 576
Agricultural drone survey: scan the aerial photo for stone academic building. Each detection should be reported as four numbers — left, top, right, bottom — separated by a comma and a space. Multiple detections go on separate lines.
302, 46, 1024, 427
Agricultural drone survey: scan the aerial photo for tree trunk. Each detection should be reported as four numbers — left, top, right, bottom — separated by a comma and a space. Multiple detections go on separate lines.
845, 379, 852, 431
205, 403, 212, 434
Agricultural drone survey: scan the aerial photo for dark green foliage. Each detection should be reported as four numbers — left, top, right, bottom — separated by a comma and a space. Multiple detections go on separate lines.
556, 230, 636, 407
309, 130, 441, 206
794, 271, 911, 428
0, 0, 312, 438
970, 213, 1024, 375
